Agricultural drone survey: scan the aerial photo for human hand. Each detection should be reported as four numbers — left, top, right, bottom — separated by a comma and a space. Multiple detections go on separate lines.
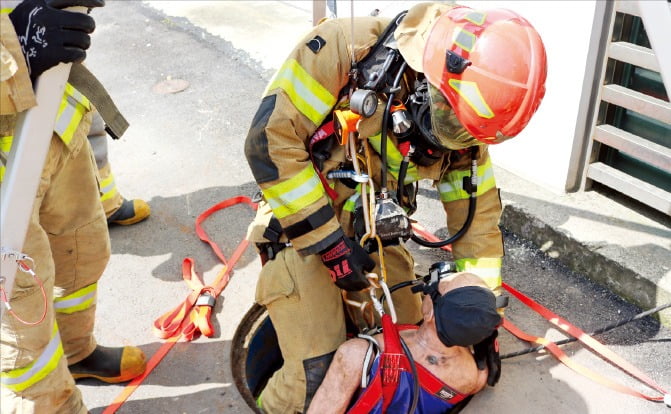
319, 235, 374, 291
473, 329, 501, 386
9, 0, 105, 80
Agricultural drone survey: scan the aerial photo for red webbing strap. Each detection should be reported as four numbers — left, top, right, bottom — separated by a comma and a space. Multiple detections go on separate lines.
410, 222, 452, 252
412, 363, 467, 405
380, 314, 403, 413
153, 196, 257, 341
503, 319, 663, 401
102, 335, 180, 414
104, 196, 257, 414
347, 371, 383, 414
308, 120, 339, 201
502, 282, 667, 401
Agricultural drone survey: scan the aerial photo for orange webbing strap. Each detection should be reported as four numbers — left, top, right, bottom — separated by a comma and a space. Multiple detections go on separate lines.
502, 319, 664, 401
502, 282, 667, 402
153, 196, 257, 341
102, 335, 179, 414
410, 222, 452, 252
104, 196, 257, 414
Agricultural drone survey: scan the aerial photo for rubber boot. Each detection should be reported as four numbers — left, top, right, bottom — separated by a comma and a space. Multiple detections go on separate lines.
107, 198, 151, 226
69, 345, 147, 383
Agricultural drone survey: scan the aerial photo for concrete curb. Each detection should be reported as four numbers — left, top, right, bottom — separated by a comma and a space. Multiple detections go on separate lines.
496, 167, 671, 327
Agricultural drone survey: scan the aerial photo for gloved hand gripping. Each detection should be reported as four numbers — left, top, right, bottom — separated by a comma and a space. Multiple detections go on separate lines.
319, 236, 374, 291
9, 0, 105, 80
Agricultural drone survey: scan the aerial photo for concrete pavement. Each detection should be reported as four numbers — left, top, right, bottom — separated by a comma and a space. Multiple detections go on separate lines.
76, 1, 671, 413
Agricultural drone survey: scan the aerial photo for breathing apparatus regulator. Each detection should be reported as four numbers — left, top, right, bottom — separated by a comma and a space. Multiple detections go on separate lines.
333, 10, 479, 249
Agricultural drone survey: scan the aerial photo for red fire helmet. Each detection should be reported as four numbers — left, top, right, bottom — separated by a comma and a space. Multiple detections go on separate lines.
422, 7, 547, 144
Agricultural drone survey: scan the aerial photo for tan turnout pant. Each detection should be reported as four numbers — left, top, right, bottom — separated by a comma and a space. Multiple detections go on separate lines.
1, 122, 110, 414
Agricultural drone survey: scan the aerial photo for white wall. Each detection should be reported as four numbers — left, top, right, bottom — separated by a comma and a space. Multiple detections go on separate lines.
467, 1, 598, 194
331, 0, 599, 194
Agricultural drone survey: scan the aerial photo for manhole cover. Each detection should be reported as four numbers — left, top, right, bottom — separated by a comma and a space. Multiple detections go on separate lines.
152, 78, 189, 94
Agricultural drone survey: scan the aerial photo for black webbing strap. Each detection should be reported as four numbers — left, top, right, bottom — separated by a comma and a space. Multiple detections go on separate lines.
68, 63, 129, 139
283, 204, 335, 240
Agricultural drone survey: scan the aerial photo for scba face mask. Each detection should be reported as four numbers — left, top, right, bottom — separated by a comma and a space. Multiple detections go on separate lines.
406, 78, 482, 165
427, 82, 482, 150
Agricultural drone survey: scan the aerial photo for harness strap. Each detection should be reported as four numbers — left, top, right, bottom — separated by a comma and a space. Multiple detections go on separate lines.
68, 63, 129, 139
380, 314, 403, 412
348, 322, 467, 413
308, 120, 339, 201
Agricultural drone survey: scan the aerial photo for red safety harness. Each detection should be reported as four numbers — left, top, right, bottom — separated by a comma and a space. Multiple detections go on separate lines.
348, 314, 467, 413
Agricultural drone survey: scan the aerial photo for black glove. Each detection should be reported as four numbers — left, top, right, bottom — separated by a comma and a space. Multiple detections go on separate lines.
319, 235, 374, 291
473, 329, 501, 386
9, 0, 105, 81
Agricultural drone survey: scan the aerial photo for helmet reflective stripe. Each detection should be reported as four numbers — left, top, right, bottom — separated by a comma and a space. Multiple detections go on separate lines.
464, 11, 486, 26
455, 257, 502, 290
1, 324, 64, 392
265, 58, 336, 126
453, 28, 476, 53
54, 282, 98, 314
54, 83, 90, 146
262, 164, 325, 219
367, 134, 420, 184
447, 79, 494, 119
438, 156, 495, 202
99, 171, 118, 202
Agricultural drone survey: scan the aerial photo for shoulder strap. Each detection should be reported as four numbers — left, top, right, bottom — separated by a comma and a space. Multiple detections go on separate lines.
355, 11, 407, 91
380, 314, 404, 412
68, 63, 129, 139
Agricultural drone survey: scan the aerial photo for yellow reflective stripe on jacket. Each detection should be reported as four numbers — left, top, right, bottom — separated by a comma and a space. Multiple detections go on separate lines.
54, 282, 97, 314
266, 58, 336, 126
438, 156, 495, 202
455, 257, 502, 290
53, 83, 90, 146
99, 171, 118, 202
0, 135, 12, 182
0, 135, 11, 152
367, 134, 419, 184
262, 164, 325, 219
1, 324, 63, 392
343, 192, 360, 213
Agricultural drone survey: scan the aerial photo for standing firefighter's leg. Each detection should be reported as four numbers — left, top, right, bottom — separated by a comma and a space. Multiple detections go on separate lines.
88, 110, 150, 226
1, 136, 88, 414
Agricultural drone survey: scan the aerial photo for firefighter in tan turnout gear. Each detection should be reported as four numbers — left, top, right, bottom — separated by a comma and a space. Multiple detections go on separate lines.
244, 2, 547, 412
1, 1, 146, 413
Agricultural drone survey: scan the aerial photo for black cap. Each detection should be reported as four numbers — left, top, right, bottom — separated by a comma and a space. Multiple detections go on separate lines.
433, 286, 501, 347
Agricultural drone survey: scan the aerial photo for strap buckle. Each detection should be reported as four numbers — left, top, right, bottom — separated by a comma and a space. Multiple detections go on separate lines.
195, 292, 216, 307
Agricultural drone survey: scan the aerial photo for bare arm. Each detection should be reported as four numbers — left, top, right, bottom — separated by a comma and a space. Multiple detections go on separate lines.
307, 338, 370, 414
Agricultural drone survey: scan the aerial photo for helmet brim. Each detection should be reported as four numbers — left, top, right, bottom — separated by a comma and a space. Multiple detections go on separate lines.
395, 2, 453, 72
